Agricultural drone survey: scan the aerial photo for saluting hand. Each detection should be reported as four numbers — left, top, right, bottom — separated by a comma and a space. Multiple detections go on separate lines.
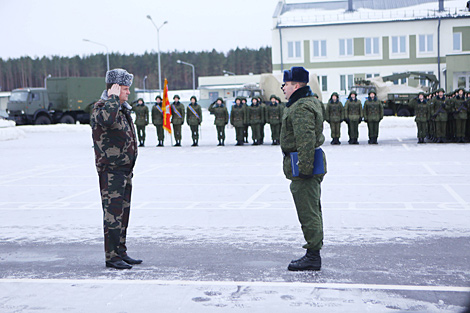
108, 84, 121, 97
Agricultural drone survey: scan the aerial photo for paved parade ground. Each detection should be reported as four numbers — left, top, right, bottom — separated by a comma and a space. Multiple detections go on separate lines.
1, 113, 470, 312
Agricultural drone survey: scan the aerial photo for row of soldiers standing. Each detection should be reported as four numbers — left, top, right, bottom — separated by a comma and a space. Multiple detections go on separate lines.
131, 94, 285, 147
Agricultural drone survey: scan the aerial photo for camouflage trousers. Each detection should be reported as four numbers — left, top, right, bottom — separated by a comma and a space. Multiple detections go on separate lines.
270, 123, 280, 141
329, 122, 341, 138
173, 124, 182, 141
216, 125, 226, 141
235, 127, 244, 142
250, 123, 261, 141
243, 125, 249, 141
290, 176, 324, 251
98, 169, 133, 261
455, 119, 467, 137
367, 121, 380, 138
155, 124, 164, 141
190, 125, 199, 140
347, 120, 360, 140
436, 121, 447, 138
416, 121, 428, 139
260, 123, 266, 142
136, 126, 146, 143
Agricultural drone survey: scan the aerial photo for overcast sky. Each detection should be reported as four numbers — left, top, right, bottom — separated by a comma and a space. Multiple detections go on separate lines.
0, 0, 283, 60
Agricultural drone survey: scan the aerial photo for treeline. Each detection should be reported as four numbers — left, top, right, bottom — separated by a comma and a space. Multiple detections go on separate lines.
0, 47, 272, 92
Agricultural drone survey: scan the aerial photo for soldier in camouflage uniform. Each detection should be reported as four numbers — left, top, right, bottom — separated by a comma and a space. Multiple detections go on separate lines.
259, 96, 267, 145
266, 95, 283, 145
451, 88, 468, 143
91, 68, 141, 270
186, 96, 203, 146
344, 90, 363, 144
152, 96, 164, 147
430, 88, 449, 143
230, 97, 245, 146
241, 97, 249, 143
325, 92, 344, 145
246, 97, 263, 145
209, 97, 229, 146
409, 92, 430, 144
171, 95, 185, 146
363, 89, 384, 144
133, 98, 149, 147
280, 67, 327, 272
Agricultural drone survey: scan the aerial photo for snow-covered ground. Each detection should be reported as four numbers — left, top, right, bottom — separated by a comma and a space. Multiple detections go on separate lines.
1, 112, 469, 312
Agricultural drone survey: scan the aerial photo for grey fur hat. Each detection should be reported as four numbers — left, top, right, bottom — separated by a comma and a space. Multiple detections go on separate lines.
105, 68, 134, 86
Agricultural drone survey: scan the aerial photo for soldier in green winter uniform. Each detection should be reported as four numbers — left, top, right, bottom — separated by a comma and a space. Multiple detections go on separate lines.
152, 96, 165, 147
247, 97, 263, 145
409, 92, 430, 144
266, 95, 283, 145
466, 90, 470, 141
430, 88, 449, 143
426, 93, 435, 141
451, 88, 468, 143
209, 97, 229, 146
171, 95, 185, 146
241, 97, 249, 143
344, 90, 363, 144
446, 91, 457, 141
133, 98, 149, 147
280, 67, 327, 272
259, 97, 267, 145
325, 92, 344, 145
91, 69, 142, 270
230, 97, 246, 146
363, 89, 384, 144
186, 96, 203, 146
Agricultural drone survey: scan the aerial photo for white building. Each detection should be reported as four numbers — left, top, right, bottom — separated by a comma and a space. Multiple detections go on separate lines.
272, 0, 470, 100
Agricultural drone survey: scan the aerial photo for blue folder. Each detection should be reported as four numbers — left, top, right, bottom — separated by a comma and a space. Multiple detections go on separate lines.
290, 148, 325, 177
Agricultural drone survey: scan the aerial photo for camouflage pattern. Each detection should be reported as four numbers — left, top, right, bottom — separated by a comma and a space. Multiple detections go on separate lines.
187, 103, 203, 141
280, 85, 326, 251
325, 99, 344, 139
230, 103, 245, 142
247, 103, 263, 142
133, 103, 149, 145
266, 102, 283, 141
171, 101, 185, 141
409, 98, 430, 139
91, 92, 138, 262
430, 96, 449, 139
344, 98, 363, 141
209, 101, 229, 141
152, 103, 164, 141
363, 97, 384, 139
452, 95, 468, 138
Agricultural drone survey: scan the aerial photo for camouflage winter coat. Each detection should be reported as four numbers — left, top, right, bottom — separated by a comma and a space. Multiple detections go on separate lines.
91, 93, 138, 172
230, 104, 245, 127
363, 97, 383, 122
152, 104, 164, 125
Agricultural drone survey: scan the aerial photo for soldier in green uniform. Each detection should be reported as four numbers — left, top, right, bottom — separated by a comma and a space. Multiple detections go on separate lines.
133, 98, 149, 147
280, 66, 327, 272
171, 95, 185, 146
186, 96, 203, 146
209, 97, 229, 146
230, 97, 245, 146
259, 96, 267, 145
430, 88, 449, 143
446, 91, 457, 141
152, 96, 165, 147
344, 90, 363, 144
241, 97, 249, 143
409, 92, 430, 143
466, 90, 470, 142
363, 89, 384, 144
91, 68, 142, 270
247, 97, 263, 145
266, 95, 283, 145
325, 92, 344, 145
452, 88, 468, 143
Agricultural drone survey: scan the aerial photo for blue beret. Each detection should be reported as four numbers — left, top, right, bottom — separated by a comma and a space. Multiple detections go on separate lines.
283, 67, 309, 83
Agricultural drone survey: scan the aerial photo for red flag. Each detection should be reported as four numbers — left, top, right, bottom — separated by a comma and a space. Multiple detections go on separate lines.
162, 78, 172, 134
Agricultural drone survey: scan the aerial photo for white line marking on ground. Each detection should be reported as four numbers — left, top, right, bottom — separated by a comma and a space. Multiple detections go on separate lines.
1, 279, 469, 293
243, 184, 271, 206
402, 144, 410, 151
442, 184, 469, 210
422, 164, 438, 176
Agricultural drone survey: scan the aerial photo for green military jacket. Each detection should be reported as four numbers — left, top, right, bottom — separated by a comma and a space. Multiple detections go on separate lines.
280, 87, 326, 181
266, 104, 283, 125
363, 97, 384, 122
209, 103, 229, 126
186, 103, 203, 126
133, 104, 149, 126
430, 96, 449, 122
152, 104, 164, 125
409, 99, 430, 122
344, 99, 363, 121
171, 102, 185, 125
452, 96, 468, 120
230, 104, 245, 127
247, 105, 263, 124
325, 100, 344, 123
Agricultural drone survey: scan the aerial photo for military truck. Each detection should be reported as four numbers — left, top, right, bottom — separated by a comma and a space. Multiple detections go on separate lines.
6, 77, 106, 125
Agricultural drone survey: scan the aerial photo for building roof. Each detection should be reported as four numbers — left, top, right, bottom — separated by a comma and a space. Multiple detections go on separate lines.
274, 0, 470, 27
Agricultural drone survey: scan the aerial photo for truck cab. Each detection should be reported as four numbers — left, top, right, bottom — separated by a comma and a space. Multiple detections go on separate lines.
7, 88, 52, 124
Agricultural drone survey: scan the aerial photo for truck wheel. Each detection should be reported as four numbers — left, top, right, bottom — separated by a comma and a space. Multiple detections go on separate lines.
59, 115, 75, 124
34, 115, 51, 125
397, 109, 411, 117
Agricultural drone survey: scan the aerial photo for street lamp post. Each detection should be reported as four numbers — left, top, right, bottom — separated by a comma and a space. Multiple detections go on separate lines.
223, 70, 235, 76
177, 60, 195, 95
147, 15, 168, 96
44, 74, 51, 88
83, 39, 110, 72
143, 75, 148, 92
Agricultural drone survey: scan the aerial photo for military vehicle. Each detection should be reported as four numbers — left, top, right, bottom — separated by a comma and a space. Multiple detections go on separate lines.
7, 77, 106, 125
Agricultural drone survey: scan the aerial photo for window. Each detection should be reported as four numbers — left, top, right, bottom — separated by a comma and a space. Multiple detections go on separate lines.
453, 32, 462, 51
420, 71, 434, 87
341, 75, 354, 91
365, 37, 379, 55
312, 40, 327, 58
391, 36, 406, 54
318, 75, 328, 92
419, 34, 433, 53
339, 38, 353, 56
288, 41, 302, 59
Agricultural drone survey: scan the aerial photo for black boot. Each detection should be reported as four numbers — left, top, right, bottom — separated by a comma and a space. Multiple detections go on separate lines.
337, 138, 341, 145
157, 141, 163, 147
106, 259, 132, 270
288, 249, 321, 271
236, 141, 243, 146
372, 137, 378, 144
121, 255, 142, 265
353, 138, 359, 144
174, 140, 181, 147
221, 139, 225, 146
217, 139, 222, 146
437, 137, 444, 143
191, 139, 197, 147
138, 141, 144, 147
252, 140, 259, 146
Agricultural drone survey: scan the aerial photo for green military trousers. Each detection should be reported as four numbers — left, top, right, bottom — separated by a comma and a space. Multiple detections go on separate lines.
270, 124, 280, 141
436, 121, 447, 138
367, 121, 380, 138
290, 176, 324, 251
136, 126, 146, 143
235, 127, 244, 142
347, 120, 359, 140
190, 125, 199, 140
455, 119, 467, 138
98, 169, 132, 261
416, 121, 428, 139
173, 124, 182, 141
330, 122, 341, 138
216, 125, 226, 140
156, 124, 164, 141
251, 123, 261, 142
